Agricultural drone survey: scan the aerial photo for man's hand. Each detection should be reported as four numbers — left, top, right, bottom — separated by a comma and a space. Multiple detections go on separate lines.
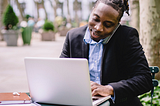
90, 81, 114, 97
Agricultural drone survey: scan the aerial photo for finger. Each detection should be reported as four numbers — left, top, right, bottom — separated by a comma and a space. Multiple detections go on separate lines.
90, 81, 94, 83
91, 86, 98, 91
90, 81, 99, 86
92, 88, 99, 96
90, 81, 95, 86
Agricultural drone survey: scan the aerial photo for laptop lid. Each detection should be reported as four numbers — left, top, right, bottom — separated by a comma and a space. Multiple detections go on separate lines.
24, 57, 93, 106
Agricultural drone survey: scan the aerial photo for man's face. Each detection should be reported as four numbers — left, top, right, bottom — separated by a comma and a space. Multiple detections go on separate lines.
88, 2, 120, 42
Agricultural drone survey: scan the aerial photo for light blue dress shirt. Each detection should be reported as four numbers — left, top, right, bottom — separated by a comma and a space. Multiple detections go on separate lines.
83, 27, 111, 84
83, 25, 120, 102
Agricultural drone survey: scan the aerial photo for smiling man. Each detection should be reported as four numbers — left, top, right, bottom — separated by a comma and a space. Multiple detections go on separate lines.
60, 0, 152, 106
88, 2, 119, 42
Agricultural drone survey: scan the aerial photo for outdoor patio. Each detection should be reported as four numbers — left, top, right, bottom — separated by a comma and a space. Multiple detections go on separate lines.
0, 32, 65, 93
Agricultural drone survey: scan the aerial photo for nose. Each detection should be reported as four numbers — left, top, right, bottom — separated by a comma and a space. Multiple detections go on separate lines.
94, 23, 103, 32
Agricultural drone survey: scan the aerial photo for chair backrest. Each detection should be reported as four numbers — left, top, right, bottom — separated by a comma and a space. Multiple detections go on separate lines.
149, 66, 159, 86
149, 66, 159, 106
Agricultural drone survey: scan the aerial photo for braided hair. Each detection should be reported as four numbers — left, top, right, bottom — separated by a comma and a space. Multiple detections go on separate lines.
94, 0, 129, 21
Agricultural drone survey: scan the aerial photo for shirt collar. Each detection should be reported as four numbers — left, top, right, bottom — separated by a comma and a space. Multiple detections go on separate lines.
84, 24, 120, 44
83, 27, 92, 44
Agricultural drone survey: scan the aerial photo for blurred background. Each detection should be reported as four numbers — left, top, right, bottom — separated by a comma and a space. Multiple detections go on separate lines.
0, 0, 160, 105
0, 0, 130, 36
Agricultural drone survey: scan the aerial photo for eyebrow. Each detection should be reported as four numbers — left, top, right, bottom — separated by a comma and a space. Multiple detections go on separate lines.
93, 13, 100, 18
93, 13, 115, 24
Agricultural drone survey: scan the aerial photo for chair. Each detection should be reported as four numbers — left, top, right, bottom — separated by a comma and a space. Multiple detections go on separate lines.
149, 66, 159, 106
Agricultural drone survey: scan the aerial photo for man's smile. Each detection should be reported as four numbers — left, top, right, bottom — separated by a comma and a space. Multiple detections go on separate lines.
90, 28, 101, 39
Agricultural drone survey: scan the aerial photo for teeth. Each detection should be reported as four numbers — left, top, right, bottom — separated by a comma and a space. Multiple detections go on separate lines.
93, 32, 98, 36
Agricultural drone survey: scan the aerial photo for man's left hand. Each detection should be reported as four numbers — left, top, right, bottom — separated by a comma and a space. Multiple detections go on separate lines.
90, 81, 114, 97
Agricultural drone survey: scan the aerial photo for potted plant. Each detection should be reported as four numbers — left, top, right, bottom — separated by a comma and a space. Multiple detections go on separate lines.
20, 16, 35, 45
20, 21, 33, 45
41, 20, 55, 41
58, 17, 71, 36
1, 5, 19, 46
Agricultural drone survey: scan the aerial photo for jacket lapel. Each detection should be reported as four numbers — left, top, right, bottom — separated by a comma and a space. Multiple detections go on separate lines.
82, 41, 89, 59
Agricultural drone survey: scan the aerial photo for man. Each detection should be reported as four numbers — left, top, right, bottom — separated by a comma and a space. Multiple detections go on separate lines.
60, 0, 152, 105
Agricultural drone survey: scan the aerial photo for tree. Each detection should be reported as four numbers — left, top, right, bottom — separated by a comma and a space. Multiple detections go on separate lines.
15, 0, 25, 21
48, 0, 58, 19
129, 0, 140, 32
34, 1, 40, 19
0, 0, 8, 40
67, 0, 71, 23
73, 0, 82, 27
139, 0, 160, 79
41, 0, 48, 20
0, 0, 2, 40
2, 4, 19, 30
49, 0, 58, 30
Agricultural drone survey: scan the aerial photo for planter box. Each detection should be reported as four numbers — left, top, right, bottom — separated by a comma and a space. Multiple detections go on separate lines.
41, 31, 55, 41
1, 30, 19, 46
59, 27, 70, 36
22, 26, 33, 45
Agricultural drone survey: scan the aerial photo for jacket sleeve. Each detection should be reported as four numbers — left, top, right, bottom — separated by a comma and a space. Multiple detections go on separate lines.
109, 28, 152, 104
60, 32, 70, 58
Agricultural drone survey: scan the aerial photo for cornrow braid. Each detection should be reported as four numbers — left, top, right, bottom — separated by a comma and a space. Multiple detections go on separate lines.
94, 0, 129, 21
123, 0, 129, 15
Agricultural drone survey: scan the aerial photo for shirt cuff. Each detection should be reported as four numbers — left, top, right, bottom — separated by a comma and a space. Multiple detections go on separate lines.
109, 85, 115, 103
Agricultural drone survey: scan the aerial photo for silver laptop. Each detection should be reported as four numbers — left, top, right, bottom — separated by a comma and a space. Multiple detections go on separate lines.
24, 57, 110, 106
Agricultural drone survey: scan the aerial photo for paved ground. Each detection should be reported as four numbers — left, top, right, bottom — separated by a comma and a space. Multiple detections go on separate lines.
0, 32, 65, 93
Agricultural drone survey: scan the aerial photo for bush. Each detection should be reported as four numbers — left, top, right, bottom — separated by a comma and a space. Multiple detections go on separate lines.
139, 80, 160, 106
42, 20, 54, 32
2, 5, 19, 30
25, 14, 31, 20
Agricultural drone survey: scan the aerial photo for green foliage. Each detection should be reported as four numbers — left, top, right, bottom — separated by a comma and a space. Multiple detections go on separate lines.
25, 14, 31, 20
42, 20, 54, 32
139, 80, 160, 106
2, 5, 19, 30
71, 22, 78, 27
55, 16, 63, 27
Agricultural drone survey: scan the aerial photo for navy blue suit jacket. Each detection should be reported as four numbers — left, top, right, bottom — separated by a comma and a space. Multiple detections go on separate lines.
60, 25, 152, 106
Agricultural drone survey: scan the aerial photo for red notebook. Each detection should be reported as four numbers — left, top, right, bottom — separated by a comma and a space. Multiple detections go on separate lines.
0, 92, 31, 104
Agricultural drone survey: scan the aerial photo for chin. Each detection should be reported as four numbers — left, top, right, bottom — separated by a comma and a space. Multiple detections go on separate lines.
91, 36, 100, 42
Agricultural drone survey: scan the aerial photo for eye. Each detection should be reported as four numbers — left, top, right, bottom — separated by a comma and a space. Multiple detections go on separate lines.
104, 22, 113, 28
92, 16, 100, 22
93, 18, 99, 22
